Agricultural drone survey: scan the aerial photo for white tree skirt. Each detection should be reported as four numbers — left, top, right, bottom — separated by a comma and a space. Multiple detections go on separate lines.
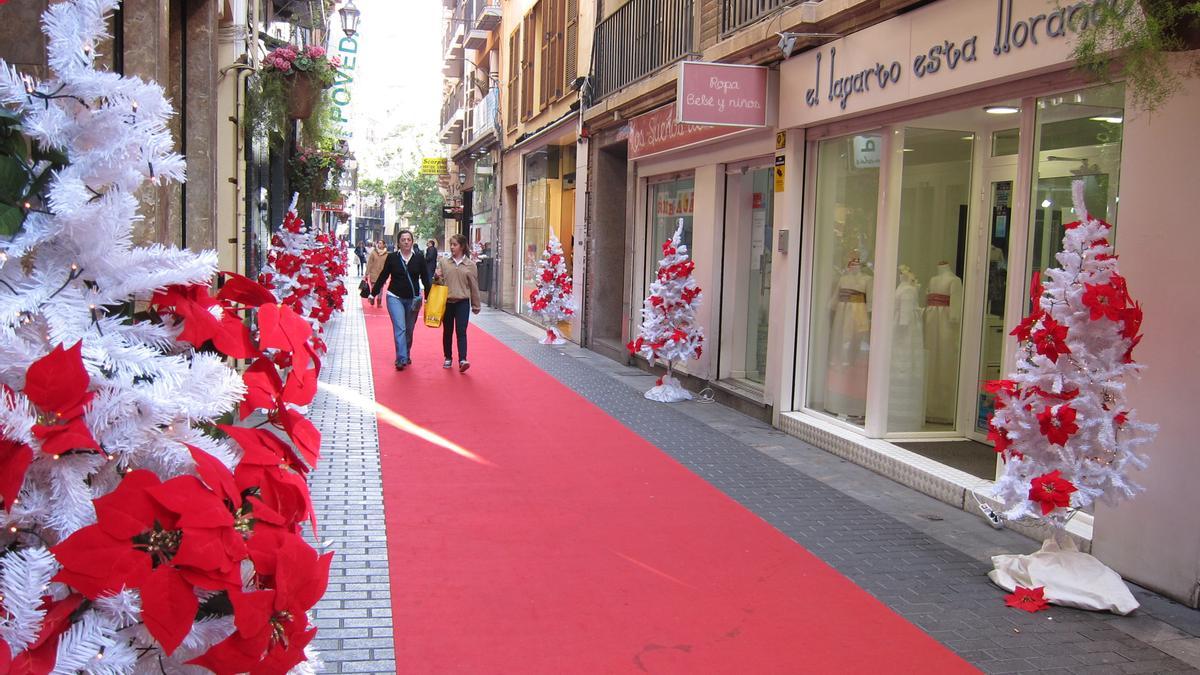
539, 327, 567, 345
989, 537, 1139, 614
644, 375, 692, 403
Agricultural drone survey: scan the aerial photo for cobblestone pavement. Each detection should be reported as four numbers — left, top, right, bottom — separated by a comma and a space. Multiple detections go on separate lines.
469, 310, 1200, 675
307, 295, 396, 674
304, 301, 1199, 674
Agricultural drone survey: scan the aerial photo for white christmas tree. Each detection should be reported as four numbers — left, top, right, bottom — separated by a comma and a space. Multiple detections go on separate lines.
986, 181, 1154, 613
0, 1, 329, 670
628, 220, 704, 402
527, 235, 575, 344
258, 197, 344, 353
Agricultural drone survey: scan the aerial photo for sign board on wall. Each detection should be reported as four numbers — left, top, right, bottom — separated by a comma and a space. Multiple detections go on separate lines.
676, 61, 771, 127
420, 158, 449, 175
779, 0, 1122, 128
626, 105, 744, 160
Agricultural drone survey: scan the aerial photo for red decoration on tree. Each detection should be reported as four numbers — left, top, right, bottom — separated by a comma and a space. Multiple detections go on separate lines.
528, 235, 576, 344
1027, 470, 1078, 515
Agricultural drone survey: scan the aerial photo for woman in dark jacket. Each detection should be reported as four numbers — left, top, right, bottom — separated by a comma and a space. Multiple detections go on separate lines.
371, 230, 432, 370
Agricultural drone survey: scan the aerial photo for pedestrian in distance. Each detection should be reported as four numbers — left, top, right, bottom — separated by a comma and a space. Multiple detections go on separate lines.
371, 230, 432, 371
434, 233, 481, 372
364, 240, 389, 308
424, 238, 439, 268
354, 241, 367, 276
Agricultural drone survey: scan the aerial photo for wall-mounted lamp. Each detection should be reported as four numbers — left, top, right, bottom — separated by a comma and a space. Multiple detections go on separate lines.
458, 171, 467, 185
339, 0, 361, 37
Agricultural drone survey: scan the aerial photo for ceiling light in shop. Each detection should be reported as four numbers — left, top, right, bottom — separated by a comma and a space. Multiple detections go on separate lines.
1090, 115, 1123, 124
984, 105, 1020, 114
1041, 199, 1053, 208
961, 136, 974, 141
902, 148, 915, 152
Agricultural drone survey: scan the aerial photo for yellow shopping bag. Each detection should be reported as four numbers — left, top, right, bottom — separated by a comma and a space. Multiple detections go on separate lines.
424, 283, 448, 328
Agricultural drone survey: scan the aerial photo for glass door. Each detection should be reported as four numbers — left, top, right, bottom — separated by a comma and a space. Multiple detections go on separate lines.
970, 164, 1017, 438
719, 161, 774, 387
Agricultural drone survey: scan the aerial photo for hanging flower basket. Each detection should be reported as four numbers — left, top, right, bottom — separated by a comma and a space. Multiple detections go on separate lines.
285, 73, 321, 120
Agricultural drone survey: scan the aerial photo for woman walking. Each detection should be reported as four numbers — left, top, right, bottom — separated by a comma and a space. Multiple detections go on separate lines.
436, 233, 481, 372
371, 230, 431, 371
364, 240, 389, 308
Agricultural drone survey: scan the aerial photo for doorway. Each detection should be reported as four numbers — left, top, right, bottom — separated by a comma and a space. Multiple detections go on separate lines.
719, 158, 774, 390
588, 142, 629, 356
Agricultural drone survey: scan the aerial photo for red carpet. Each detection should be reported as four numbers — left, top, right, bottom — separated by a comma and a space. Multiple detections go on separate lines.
362, 300, 977, 674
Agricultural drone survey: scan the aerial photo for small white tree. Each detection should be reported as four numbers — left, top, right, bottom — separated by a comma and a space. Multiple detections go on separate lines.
628, 220, 704, 402
988, 181, 1154, 526
528, 235, 575, 344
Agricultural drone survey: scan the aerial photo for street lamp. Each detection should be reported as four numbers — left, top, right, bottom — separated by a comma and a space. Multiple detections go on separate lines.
339, 1, 361, 37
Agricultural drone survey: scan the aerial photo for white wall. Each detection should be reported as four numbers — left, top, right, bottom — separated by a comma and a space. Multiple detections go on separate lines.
1091, 55, 1200, 608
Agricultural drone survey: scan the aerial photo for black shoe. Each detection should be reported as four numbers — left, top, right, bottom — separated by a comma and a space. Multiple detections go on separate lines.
395, 361, 405, 371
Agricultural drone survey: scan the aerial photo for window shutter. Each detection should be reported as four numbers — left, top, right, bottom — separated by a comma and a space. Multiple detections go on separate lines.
507, 29, 519, 130
563, 0, 578, 95
539, 0, 554, 109
522, 9, 536, 120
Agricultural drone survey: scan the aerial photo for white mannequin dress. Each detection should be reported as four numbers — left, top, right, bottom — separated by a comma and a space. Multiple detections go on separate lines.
824, 268, 872, 418
888, 279, 925, 431
923, 265, 963, 425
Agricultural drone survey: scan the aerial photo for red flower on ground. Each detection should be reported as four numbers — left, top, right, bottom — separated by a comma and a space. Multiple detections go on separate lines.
52, 470, 247, 654
24, 343, 101, 456
1005, 586, 1050, 612
1037, 404, 1078, 446
1031, 318, 1071, 363
1028, 469, 1077, 515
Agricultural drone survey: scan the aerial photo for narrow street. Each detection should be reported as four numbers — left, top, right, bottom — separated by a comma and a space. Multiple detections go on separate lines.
306, 293, 1200, 674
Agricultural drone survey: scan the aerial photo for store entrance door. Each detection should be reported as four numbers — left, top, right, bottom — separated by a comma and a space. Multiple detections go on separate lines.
963, 158, 1018, 443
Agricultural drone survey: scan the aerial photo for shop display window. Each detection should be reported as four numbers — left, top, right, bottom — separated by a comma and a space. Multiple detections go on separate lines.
720, 164, 774, 386
887, 128, 973, 433
648, 177, 695, 255
520, 149, 551, 315
805, 133, 882, 426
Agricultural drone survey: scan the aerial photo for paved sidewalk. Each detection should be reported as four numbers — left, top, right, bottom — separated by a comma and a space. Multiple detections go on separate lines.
308, 296, 396, 674
303, 300, 1199, 674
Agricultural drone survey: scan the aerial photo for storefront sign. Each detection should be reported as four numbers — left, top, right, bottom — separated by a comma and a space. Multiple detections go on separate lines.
853, 135, 881, 169
420, 158, 449, 175
315, 200, 345, 212
780, 0, 1127, 127
626, 105, 742, 160
676, 61, 770, 127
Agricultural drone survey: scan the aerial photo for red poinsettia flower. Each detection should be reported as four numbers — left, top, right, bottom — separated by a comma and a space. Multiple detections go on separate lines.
1082, 281, 1127, 322
1031, 318, 1071, 363
541, 269, 555, 283
189, 534, 332, 674
661, 241, 676, 256
987, 420, 1011, 457
1005, 586, 1050, 612
24, 343, 101, 456
2, 593, 85, 672
1063, 220, 1082, 230
1010, 308, 1043, 343
223, 428, 315, 533
218, 272, 278, 308
52, 470, 247, 654
1120, 302, 1143, 341
1037, 404, 1078, 446
1028, 271, 1044, 313
984, 380, 1018, 397
1028, 469, 1077, 515
153, 283, 261, 359
1114, 410, 1129, 427
681, 287, 701, 304
0, 436, 33, 511
549, 253, 561, 265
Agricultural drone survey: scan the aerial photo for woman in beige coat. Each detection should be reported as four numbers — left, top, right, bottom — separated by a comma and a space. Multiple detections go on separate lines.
435, 233, 481, 372
364, 240, 389, 307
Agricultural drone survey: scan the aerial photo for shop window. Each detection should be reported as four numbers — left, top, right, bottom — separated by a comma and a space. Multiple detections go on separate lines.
520, 148, 552, 315
648, 175, 695, 265
888, 128, 973, 433
806, 133, 882, 426
1028, 83, 1124, 281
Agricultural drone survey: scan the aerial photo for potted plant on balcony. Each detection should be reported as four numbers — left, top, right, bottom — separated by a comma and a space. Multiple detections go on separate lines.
250, 44, 341, 140
1071, 0, 1200, 111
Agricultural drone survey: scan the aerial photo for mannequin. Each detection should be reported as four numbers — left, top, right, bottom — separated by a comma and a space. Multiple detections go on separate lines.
889, 265, 925, 431
825, 256, 872, 419
924, 261, 963, 425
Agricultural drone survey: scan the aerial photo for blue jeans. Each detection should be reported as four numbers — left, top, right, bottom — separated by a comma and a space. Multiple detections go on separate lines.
442, 299, 471, 361
385, 294, 422, 365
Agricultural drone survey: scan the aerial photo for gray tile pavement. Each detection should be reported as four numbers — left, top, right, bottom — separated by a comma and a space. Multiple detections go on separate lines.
308, 296, 396, 674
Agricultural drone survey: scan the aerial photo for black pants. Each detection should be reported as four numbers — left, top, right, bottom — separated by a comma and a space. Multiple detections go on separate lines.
442, 299, 470, 361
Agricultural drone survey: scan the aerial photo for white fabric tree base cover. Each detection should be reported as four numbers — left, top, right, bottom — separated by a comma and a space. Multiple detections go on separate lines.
989, 538, 1139, 614
540, 327, 567, 345
644, 374, 692, 403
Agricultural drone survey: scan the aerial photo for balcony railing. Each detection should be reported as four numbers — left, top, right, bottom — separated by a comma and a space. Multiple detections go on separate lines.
720, 0, 803, 36
593, 0, 694, 102
471, 0, 501, 32
467, 88, 499, 145
440, 83, 465, 143
442, 2, 472, 58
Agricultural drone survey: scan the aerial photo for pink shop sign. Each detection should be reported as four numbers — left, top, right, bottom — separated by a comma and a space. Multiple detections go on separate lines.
676, 61, 770, 128
626, 105, 740, 160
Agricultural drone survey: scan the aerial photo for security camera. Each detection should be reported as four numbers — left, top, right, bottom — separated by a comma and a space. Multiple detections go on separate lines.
777, 32, 843, 59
